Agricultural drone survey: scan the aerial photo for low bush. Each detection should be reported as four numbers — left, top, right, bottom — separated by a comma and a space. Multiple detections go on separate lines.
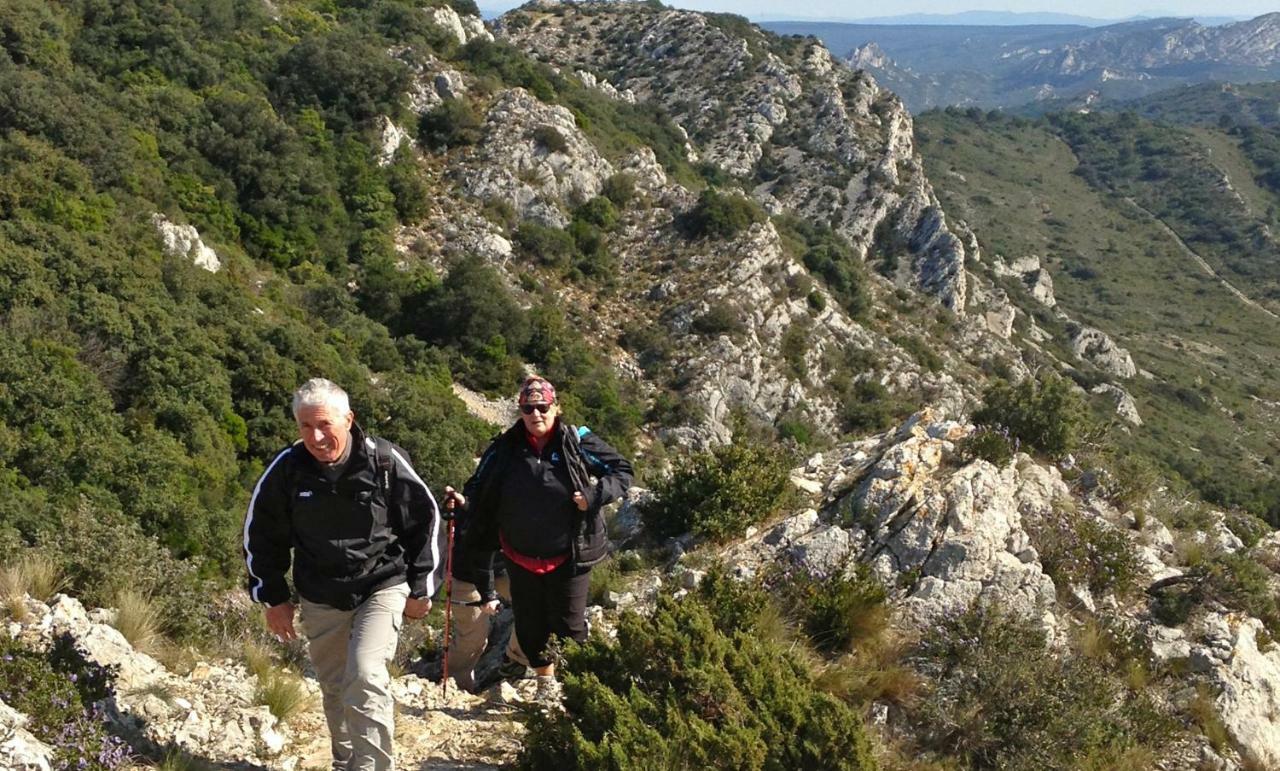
531, 124, 569, 154
907, 604, 1175, 770
678, 188, 764, 240
514, 222, 576, 270
1150, 552, 1280, 635
601, 173, 636, 208
518, 573, 876, 770
418, 99, 483, 149
642, 438, 793, 542
776, 564, 888, 655
973, 375, 1086, 459
691, 301, 746, 338
956, 426, 1016, 467
1029, 500, 1141, 596
838, 378, 906, 435
0, 634, 132, 769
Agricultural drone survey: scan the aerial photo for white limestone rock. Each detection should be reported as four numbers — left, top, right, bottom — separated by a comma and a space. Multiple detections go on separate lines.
377, 116, 412, 166
463, 89, 615, 227
0, 700, 54, 771
1208, 616, 1280, 767
847, 416, 1062, 632
1069, 323, 1137, 379
427, 6, 492, 46
152, 214, 221, 273
1091, 383, 1142, 426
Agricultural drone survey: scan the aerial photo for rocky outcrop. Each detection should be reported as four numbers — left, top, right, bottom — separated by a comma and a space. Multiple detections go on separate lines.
3, 593, 523, 769
1195, 613, 1280, 767
378, 116, 412, 166
151, 214, 220, 273
994, 254, 1055, 307
1092, 383, 1142, 426
426, 5, 493, 47
0, 700, 54, 771
463, 89, 616, 227
494, 3, 974, 313
1069, 322, 1137, 379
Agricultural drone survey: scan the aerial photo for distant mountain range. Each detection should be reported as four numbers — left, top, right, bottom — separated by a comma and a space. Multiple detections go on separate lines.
763, 13, 1280, 112
804, 11, 1244, 27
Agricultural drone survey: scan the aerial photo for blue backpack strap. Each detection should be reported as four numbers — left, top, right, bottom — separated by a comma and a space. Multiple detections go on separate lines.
573, 425, 608, 475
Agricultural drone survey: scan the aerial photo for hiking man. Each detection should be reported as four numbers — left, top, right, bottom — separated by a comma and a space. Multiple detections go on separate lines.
243, 378, 442, 771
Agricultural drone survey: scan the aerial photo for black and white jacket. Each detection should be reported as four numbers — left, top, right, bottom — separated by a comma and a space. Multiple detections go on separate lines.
242, 425, 443, 610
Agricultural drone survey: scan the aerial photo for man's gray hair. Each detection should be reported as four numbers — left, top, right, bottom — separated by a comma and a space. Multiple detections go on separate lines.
292, 378, 351, 419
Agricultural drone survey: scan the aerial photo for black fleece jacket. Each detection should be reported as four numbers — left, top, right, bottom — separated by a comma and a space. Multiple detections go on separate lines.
459, 420, 632, 597
242, 425, 443, 610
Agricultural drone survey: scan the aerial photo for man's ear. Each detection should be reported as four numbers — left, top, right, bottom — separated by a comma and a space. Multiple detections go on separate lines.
345, 410, 356, 429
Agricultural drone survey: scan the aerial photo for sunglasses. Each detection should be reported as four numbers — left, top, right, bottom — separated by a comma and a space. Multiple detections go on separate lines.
520, 403, 552, 415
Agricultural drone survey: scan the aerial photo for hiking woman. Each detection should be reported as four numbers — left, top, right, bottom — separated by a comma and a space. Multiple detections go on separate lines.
443, 376, 633, 700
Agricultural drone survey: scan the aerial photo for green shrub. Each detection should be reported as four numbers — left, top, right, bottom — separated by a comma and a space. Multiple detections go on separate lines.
891, 334, 944, 372
514, 222, 577, 269
532, 124, 569, 154
777, 564, 888, 654
957, 426, 1016, 467
1223, 509, 1271, 548
1029, 501, 1141, 595
601, 172, 637, 207
642, 438, 794, 541
1151, 552, 1280, 635
1105, 453, 1161, 511
0, 634, 131, 768
908, 604, 1175, 770
973, 375, 1086, 459
573, 196, 618, 229
518, 579, 875, 770
691, 301, 746, 338
418, 99, 483, 149
678, 188, 765, 240
838, 379, 906, 435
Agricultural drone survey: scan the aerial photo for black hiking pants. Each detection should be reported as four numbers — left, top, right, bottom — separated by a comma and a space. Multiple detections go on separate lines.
507, 560, 591, 668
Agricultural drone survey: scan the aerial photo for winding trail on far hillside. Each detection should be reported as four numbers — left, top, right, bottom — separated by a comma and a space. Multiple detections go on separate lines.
1122, 197, 1280, 323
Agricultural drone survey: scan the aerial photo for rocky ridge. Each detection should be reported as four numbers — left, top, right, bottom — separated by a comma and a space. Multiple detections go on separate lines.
387, 1, 1093, 445
6, 408, 1279, 768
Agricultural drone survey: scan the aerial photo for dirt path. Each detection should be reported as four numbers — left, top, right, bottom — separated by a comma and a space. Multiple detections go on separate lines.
1122, 197, 1280, 323
286, 678, 525, 770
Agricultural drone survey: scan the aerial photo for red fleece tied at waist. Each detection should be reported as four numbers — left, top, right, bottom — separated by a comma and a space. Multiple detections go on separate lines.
518, 377, 556, 405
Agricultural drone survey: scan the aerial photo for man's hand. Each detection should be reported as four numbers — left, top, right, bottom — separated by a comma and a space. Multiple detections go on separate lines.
404, 596, 432, 620
572, 491, 589, 511
480, 599, 501, 616
265, 602, 297, 641
442, 485, 465, 511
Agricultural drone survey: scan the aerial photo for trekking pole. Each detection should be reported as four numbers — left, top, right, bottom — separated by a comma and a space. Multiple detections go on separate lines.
440, 497, 456, 698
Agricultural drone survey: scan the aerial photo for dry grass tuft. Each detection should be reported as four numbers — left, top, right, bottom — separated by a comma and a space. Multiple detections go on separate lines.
111, 589, 164, 654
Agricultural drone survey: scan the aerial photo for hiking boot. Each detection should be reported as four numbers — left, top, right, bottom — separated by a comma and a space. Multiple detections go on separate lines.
533, 674, 562, 707
496, 657, 529, 682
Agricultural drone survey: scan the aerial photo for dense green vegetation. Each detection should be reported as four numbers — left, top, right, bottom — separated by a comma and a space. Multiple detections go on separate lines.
918, 106, 1280, 525
642, 436, 794, 541
908, 605, 1176, 770
519, 571, 876, 771
0, 0, 651, 635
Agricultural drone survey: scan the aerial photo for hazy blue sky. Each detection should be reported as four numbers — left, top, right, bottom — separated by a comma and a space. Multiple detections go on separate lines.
478, 1, 1274, 21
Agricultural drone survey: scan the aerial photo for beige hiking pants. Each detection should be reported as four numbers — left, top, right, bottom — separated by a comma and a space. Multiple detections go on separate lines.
450, 574, 527, 692
300, 582, 409, 771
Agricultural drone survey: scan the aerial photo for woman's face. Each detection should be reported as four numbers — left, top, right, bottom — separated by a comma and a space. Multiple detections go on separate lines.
521, 400, 559, 437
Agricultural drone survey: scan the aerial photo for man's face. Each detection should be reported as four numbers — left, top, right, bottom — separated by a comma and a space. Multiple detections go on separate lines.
297, 403, 354, 464
520, 399, 559, 438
